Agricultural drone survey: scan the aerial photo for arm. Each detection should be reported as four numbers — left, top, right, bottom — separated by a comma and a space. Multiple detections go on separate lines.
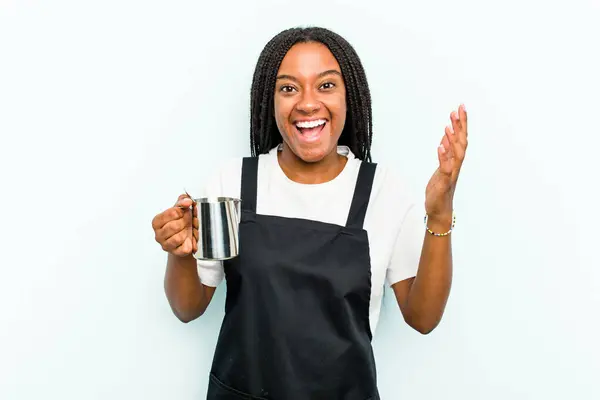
152, 195, 217, 323
164, 253, 216, 323
156, 160, 235, 323
393, 104, 467, 334
392, 214, 453, 334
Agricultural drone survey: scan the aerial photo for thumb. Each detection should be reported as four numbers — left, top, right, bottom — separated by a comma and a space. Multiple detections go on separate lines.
175, 195, 194, 209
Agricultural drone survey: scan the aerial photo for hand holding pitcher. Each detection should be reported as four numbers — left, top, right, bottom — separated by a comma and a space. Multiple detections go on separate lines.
152, 194, 199, 257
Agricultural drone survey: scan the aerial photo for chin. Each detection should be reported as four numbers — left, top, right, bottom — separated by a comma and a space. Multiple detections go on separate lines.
289, 143, 336, 163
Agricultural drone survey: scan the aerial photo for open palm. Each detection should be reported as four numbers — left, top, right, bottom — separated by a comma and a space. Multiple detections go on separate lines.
425, 104, 468, 218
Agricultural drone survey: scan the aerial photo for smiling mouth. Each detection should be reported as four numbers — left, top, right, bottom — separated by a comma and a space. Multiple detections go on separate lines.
294, 119, 327, 143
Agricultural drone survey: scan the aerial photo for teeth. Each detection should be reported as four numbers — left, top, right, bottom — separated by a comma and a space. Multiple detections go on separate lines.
296, 119, 326, 129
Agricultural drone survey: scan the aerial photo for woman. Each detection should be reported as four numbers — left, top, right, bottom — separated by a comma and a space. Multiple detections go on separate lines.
152, 26, 468, 399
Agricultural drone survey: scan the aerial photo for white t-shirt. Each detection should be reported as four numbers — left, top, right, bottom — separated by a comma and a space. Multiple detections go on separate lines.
196, 145, 424, 335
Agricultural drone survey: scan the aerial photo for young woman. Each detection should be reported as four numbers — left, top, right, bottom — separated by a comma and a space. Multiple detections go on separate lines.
152, 26, 468, 400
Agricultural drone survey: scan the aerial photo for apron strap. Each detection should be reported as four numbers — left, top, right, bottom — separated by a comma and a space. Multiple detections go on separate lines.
345, 162, 377, 230
241, 157, 259, 213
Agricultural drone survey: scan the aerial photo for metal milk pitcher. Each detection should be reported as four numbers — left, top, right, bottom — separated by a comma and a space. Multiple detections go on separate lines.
193, 197, 241, 261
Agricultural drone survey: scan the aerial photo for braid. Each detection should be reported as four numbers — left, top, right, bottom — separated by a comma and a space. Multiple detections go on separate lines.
249, 27, 374, 162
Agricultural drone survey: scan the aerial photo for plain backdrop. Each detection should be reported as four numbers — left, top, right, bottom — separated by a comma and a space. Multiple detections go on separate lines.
1, 0, 599, 399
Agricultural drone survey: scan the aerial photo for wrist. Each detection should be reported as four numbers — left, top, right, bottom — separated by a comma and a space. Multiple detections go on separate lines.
425, 197, 454, 224
424, 211, 455, 236
427, 212, 453, 226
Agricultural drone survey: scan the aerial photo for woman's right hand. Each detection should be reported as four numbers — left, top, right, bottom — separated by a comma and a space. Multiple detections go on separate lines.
152, 194, 198, 257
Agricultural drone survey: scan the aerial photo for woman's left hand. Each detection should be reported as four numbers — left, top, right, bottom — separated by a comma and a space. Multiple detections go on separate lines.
425, 104, 468, 223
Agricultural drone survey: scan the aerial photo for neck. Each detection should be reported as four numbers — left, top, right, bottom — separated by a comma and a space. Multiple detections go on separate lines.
278, 144, 347, 184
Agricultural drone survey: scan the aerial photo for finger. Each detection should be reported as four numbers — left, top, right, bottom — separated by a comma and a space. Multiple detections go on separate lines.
192, 233, 198, 253
450, 110, 462, 137
445, 125, 465, 162
176, 237, 194, 256
191, 203, 199, 233
171, 237, 193, 257
437, 143, 453, 175
442, 130, 454, 159
152, 207, 185, 231
459, 104, 467, 132
192, 226, 199, 244
156, 217, 188, 243
457, 104, 468, 145
192, 212, 199, 233
164, 229, 189, 252
438, 143, 448, 161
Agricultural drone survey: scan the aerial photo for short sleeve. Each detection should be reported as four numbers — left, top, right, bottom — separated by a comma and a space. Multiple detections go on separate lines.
194, 157, 243, 288
385, 198, 425, 286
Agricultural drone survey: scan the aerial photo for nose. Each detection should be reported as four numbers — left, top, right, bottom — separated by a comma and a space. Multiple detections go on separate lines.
295, 88, 321, 114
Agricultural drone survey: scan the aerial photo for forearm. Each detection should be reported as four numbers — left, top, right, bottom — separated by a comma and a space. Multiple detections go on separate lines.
405, 214, 453, 333
164, 253, 210, 322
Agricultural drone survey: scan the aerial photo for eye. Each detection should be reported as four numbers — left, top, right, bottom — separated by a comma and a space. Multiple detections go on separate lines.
320, 82, 336, 90
280, 85, 297, 93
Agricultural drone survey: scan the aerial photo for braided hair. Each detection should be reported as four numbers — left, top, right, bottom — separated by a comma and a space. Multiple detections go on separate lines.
249, 27, 373, 162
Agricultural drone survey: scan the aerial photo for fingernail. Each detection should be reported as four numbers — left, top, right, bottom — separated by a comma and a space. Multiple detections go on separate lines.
461, 104, 466, 112
448, 125, 454, 134
454, 111, 459, 121
439, 144, 446, 153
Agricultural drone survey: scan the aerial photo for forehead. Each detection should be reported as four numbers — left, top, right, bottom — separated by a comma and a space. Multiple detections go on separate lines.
277, 42, 341, 77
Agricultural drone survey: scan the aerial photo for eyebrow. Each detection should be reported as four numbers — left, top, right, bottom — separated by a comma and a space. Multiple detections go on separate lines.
276, 69, 342, 82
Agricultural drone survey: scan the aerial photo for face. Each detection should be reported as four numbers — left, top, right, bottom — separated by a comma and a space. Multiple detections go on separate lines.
274, 42, 347, 163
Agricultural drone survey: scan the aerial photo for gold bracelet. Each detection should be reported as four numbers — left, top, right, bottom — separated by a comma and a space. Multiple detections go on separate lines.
424, 212, 456, 237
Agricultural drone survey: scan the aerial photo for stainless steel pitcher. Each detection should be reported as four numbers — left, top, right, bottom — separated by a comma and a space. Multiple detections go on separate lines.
192, 197, 241, 261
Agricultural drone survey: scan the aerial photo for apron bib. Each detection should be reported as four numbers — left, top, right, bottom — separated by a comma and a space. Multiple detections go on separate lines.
207, 157, 380, 400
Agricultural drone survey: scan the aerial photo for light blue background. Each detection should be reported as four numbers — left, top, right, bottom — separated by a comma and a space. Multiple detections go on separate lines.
1, 0, 598, 398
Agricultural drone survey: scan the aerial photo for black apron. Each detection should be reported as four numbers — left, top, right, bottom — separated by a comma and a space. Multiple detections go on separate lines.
207, 156, 380, 400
